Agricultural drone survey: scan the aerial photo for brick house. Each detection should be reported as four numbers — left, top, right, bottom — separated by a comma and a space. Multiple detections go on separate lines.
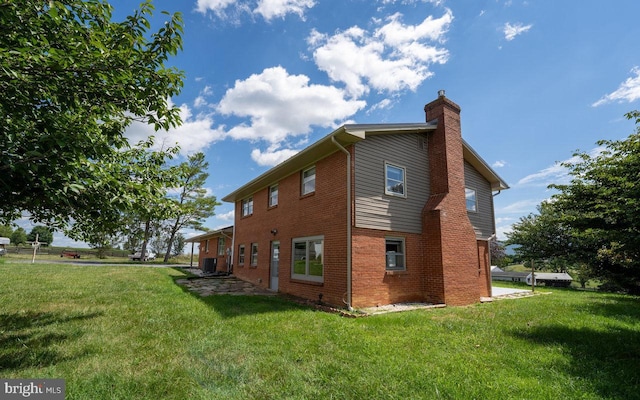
222, 92, 508, 309
185, 226, 234, 274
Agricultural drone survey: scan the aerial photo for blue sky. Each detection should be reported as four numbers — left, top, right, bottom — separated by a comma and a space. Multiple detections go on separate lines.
45, 0, 640, 247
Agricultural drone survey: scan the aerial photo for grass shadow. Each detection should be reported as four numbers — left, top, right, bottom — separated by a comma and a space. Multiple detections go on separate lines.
512, 323, 640, 398
0, 311, 102, 372
583, 293, 640, 322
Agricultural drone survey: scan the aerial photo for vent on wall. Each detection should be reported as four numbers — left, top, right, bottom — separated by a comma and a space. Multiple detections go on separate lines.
418, 137, 426, 150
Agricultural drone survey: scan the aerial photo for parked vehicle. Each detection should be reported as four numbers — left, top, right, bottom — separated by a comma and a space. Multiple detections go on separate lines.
128, 251, 156, 261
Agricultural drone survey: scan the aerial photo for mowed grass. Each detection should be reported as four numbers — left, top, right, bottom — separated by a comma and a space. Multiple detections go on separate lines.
1, 263, 639, 399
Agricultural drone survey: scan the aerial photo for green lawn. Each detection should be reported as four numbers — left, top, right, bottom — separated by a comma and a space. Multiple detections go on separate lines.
1, 263, 639, 399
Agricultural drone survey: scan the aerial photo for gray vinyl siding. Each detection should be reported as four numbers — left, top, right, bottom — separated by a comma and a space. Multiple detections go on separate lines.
464, 161, 495, 238
354, 133, 429, 233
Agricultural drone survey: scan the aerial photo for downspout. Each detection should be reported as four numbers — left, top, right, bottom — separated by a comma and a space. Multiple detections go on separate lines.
331, 136, 353, 310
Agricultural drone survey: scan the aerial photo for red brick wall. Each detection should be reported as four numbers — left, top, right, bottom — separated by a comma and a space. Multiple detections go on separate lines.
232, 150, 349, 307
351, 228, 426, 307
423, 95, 482, 306
196, 235, 232, 273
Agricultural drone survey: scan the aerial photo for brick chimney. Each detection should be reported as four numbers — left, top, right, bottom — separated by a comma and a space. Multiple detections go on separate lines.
422, 91, 482, 305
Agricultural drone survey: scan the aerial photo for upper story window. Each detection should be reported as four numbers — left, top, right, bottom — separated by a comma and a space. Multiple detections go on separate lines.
385, 237, 406, 271
465, 188, 477, 212
269, 184, 279, 207
242, 197, 253, 217
218, 237, 225, 256
385, 162, 406, 197
204, 239, 209, 253
301, 166, 316, 195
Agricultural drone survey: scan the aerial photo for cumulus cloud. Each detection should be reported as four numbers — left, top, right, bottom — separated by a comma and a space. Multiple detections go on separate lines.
254, 0, 315, 21
124, 101, 226, 156
196, 0, 315, 20
309, 10, 452, 97
215, 66, 366, 166
503, 22, 532, 41
217, 66, 366, 143
592, 66, 640, 107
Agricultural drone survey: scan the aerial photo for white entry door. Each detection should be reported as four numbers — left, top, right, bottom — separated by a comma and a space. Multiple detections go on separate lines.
270, 241, 279, 291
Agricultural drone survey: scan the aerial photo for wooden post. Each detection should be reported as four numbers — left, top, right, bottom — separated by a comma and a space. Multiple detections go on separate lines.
31, 234, 39, 264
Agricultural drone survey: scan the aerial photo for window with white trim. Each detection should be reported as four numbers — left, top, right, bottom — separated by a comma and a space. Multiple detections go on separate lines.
242, 197, 253, 217
385, 238, 406, 271
385, 163, 406, 197
218, 237, 225, 256
465, 188, 477, 212
291, 236, 324, 282
250, 243, 258, 266
238, 245, 245, 266
269, 184, 278, 207
301, 166, 316, 195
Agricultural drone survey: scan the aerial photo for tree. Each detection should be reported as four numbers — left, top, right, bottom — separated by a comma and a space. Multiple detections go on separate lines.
11, 227, 27, 246
0, 225, 12, 238
548, 111, 640, 294
27, 226, 54, 246
66, 139, 180, 260
506, 201, 575, 264
0, 0, 184, 228
172, 233, 186, 257
162, 152, 219, 262
489, 239, 506, 267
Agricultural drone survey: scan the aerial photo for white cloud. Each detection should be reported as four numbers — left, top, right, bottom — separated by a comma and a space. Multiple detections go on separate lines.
196, 0, 314, 20
592, 66, 640, 107
517, 147, 604, 187
251, 147, 300, 166
492, 160, 507, 168
216, 66, 366, 145
124, 101, 226, 156
254, 0, 315, 21
196, 0, 237, 15
367, 98, 394, 114
216, 210, 236, 221
309, 10, 452, 97
503, 22, 532, 41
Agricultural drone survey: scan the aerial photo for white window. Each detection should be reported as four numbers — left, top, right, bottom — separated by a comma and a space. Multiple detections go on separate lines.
291, 236, 324, 282
238, 245, 245, 266
250, 243, 258, 266
242, 197, 253, 216
204, 239, 209, 253
385, 238, 406, 271
218, 237, 225, 256
301, 166, 316, 195
465, 188, 477, 212
385, 163, 406, 197
269, 184, 278, 207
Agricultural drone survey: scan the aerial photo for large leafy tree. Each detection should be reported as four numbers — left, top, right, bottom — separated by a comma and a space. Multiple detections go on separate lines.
0, 0, 184, 227
162, 152, 218, 262
549, 111, 640, 294
508, 111, 640, 294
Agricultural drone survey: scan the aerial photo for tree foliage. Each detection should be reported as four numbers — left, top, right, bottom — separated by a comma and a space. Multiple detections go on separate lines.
0, 0, 184, 227
10, 227, 27, 246
508, 111, 640, 293
162, 152, 218, 262
27, 226, 54, 246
